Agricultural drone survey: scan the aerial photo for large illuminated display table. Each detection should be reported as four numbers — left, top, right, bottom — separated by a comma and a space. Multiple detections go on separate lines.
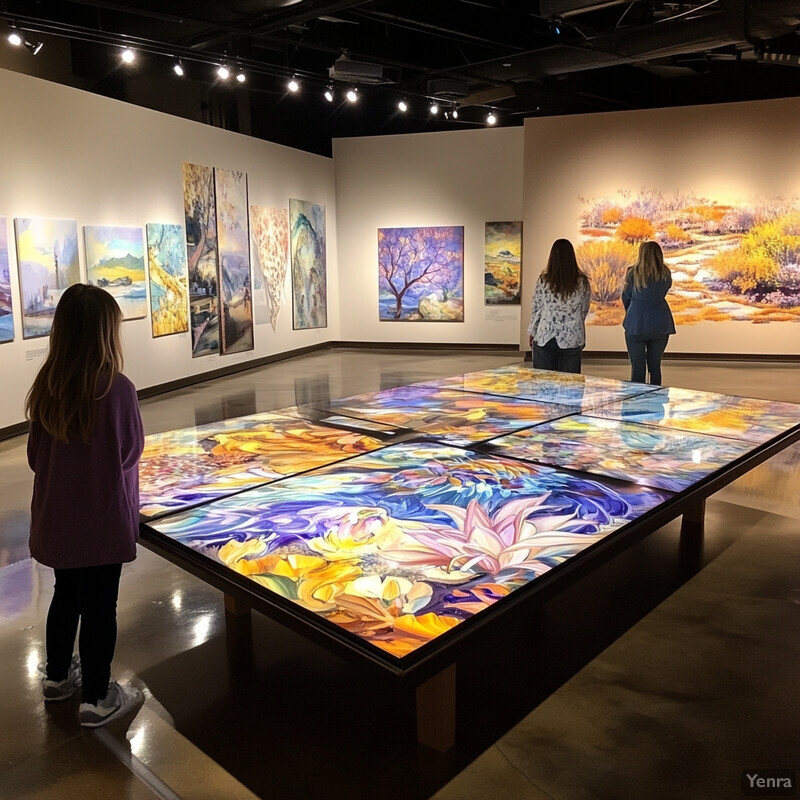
138, 367, 800, 751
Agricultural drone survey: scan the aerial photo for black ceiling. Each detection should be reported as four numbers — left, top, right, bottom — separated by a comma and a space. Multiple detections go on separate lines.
3, 0, 800, 155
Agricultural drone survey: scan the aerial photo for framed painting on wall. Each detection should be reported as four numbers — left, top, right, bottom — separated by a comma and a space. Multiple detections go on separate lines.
146, 223, 189, 337
250, 205, 289, 330
214, 168, 253, 354
484, 221, 521, 305
0, 219, 14, 343
84, 226, 147, 320
14, 218, 81, 340
183, 162, 220, 357
289, 198, 327, 330
378, 226, 464, 321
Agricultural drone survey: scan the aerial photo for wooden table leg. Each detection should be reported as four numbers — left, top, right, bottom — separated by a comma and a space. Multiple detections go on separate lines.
679, 498, 705, 575
224, 592, 251, 619
416, 663, 456, 752
224, 593, 253, 675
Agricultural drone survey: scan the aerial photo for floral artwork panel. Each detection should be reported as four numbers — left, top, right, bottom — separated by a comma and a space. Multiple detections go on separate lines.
484, 221, 522, 305
215, 168, 253, 354
147, 441, 672, 660
84, 225, 147, 320
14, 218, 81, 339
576, 188, 800, 326
139, 412, 384, 518
146, 223, 189, 337
0, 219, 14, 343
289, 199, 327, 330
321, 384, 574, 444
423, 366, 659, 410
183, 162, 220, 357
250, 205, 289, 330
378, 226, 464, 321
488, 414, 755, 492
590, 387, 800, 444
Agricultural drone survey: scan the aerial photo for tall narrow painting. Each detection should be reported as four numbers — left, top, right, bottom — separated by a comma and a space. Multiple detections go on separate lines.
14, 218, 80, 339
0, 219, 14, 343
250, 205, 289, 330
484, 221, 521, 305
378, 226, 464, 321
84, 226, 147, 320
183, 162, 220, 357
289, 198, 327, 330
146, 223, 189, 337
214, 168, 253, 353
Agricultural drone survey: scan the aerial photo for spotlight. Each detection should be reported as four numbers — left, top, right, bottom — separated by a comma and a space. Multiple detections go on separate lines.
173, 60, 184, 77
287, 77, 299, 92
217, 64, 230, 80
398, 99, 408, 112
430, 102, 439, 115
121, 47, 135, 64
324, 86, 334, 102
486, 112, 497, 125
7, 29, 22, 47
345, 88, 358, 103
236, 70, 246, 83
452, 108, 459, 119
25, 40, 43, 55
549, 19, 562, 36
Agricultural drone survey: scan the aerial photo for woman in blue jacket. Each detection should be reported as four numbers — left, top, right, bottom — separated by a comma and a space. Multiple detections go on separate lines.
622, 241, 676, 385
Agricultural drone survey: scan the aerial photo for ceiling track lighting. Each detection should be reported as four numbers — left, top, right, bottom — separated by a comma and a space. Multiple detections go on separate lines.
324, 86, 334, 102
236, 69, 246, 83
217, 64, 230, 80
430, 102, 439, 115
486, 111, 497, 125
287, 76, 299, 92
345, 87, 358, 103
398, 99, 408, 112
7, 28, 22, 47
173, 59, 184, 77
121, 47, 136, 64
25, 39, 43, 55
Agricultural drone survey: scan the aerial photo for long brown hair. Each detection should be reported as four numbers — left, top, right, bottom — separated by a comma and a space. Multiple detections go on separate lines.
26, 284, 123, 443
541, 238, 587, 300
629, 240, 672, 290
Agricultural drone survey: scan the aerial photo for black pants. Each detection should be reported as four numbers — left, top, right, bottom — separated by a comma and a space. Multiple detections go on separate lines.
533, 337, 583, 374
625, 333, 669, 385
46, 564, 122, 705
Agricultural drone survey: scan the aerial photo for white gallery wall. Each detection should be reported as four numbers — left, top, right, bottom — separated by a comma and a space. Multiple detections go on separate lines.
0, 67, 339, 429
521, 98, 800, 355
333, 127, 524, 345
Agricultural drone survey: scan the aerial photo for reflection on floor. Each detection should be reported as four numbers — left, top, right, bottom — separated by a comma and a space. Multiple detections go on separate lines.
1, 349, 798, 800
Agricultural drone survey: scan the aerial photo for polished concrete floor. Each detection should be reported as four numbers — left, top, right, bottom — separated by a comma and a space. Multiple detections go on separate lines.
0, 348, 798, 800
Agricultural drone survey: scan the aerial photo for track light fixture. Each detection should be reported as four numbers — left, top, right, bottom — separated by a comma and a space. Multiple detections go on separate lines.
217, 64, 230, 80
486, 111, 497, 125
452, 108, 458, 119
346, 88, 358, 103
121, 47, 135, 64
398, 99, 408, 112
7, 28, 22, 47
430, 102, 439, 115
173, 60, 184, 77
324, 86, 334, 102
287, 77, 300, 92
25, 39, 44, 55
236, 70, 246, 83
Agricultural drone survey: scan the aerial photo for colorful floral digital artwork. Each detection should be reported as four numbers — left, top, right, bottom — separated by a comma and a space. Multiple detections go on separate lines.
321, 383, 574, 444
147, 441, 672, 658
139, 412, 384, 518
591, 387, 800, 443
488, 415, 754, 492
424, 366, 658, 409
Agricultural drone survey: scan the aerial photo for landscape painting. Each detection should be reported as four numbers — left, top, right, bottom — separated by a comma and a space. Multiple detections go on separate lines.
378, 226, 464, 321
250, 205, 289, 330
14, 218, 81, 339
146, 223, 189, 337
84, 226, 147, 320
576, 188, 800, 326
183, 162, 220, 357
484, 221, 521, 305
0, 219, 14, 343
215, 168, 253, 353
289, 198, 327, 330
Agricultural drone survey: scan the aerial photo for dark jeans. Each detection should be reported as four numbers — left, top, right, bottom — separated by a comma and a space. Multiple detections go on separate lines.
533, 337, 583, 374
46, 564, 122, 705
625, 333, 670, 385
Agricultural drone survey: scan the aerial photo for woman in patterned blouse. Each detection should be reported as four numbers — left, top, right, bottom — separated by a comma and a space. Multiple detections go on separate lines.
527, 239, 592, 374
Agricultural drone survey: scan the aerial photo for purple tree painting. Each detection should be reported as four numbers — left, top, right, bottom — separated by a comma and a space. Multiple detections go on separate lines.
378, 226, 464, 321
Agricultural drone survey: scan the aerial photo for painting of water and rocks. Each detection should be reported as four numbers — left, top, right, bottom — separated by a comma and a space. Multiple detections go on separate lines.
215, 168, 253, 353
576, 188, 800, 326
289, 199, 327, 330
378, 226, 464, 321
146, 223, 189, 337
14, 218, 81, 339
0, 220, 14, 343
84, 226, 147, 320
183, 162, 220, 357
484, 221, 521, 305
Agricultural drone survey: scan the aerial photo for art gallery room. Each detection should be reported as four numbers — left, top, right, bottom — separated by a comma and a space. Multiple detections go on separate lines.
1, 1, 799, 799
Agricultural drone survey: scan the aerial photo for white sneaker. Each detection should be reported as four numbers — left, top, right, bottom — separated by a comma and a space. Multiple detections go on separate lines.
42, 654, 82, 702
79, 681, 144, 728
